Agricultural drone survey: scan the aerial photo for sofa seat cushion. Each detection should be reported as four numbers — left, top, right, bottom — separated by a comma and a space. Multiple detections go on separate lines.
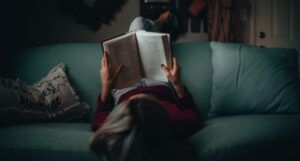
0, 123, 102, 161
188, 114, 300, 161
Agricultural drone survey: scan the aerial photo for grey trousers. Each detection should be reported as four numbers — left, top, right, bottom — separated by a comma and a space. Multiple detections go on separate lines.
128, 17, 160, 32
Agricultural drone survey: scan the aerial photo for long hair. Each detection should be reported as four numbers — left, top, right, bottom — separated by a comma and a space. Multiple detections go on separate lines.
90, 97, 196, 161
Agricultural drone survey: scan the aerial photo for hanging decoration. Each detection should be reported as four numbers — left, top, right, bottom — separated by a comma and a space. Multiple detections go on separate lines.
139, 0, 209, 41
207, 0, 235, 42
59, 0, 128, 31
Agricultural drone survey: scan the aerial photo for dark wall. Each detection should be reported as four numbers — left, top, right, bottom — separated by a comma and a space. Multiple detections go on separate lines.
1, 1, 28, 53
0, 1, 28, 72
0, 0, 252, 56
0, 0, 139, 52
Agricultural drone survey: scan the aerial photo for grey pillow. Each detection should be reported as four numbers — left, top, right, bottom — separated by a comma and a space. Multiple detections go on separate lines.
0, 64, 90, 124
210, 41, 300, 117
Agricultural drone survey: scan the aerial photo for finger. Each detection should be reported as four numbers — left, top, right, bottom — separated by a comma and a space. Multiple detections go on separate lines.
102, 56, 107, 68
161, 64, 171, 75
101, 56, 105, 67
103, 50, 108, 58
104, 51, 112, 68
161, 64, 171, 70
173, 57, 181, 71
113, 65, 124, 79
101, 57, 108, 69
161, 64, 170, 71
104, 51, 110, 61
103, 51, 110, 68
172, 57, 177, 68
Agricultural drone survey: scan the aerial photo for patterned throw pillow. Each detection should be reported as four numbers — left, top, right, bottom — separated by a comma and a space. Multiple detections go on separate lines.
0, 64, 90, 125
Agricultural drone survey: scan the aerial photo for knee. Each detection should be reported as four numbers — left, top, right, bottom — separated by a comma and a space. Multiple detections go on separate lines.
129, 17, 159, 32
132, 17, 144, 23
129, 17, 146, 32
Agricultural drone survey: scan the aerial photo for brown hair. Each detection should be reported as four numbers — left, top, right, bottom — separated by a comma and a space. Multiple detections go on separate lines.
90, 97, 196, 161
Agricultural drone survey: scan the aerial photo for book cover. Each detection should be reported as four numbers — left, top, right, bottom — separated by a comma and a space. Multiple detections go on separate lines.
102, 30, 171, 89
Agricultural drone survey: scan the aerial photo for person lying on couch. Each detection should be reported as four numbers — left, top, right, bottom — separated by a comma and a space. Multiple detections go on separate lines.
90, 50, 202, 161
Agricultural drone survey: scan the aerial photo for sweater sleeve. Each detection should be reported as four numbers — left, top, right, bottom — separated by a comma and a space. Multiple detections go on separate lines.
175, 87, 197, 110
176, 94, 197, 110
91, 94, 114, 131
172, 90, 202, 139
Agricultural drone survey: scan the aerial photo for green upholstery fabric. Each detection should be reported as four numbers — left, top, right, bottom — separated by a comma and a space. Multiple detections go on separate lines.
210, 41, 300, 117
2, 43, 102, 122
1, 42, 300, 161
0, 123, 102, 161
188, 114, 300, 161
1, 41, 213, 121
172, 41, 213, 119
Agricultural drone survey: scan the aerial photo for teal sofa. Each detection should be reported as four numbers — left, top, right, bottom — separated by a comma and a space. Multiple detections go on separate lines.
1, 42, 300, 161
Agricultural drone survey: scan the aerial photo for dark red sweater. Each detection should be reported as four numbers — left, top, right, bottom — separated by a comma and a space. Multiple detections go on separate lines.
91, 85, 201, 138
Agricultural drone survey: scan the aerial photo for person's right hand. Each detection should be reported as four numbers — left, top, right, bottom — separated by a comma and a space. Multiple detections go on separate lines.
100, 51, 123, 102
100, 51, 123, 89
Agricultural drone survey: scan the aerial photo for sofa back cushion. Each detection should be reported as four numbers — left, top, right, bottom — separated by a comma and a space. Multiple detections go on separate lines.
1, 43, 102, 122
172, 41, 213, 119
210, 41, 300, 117
1, 42, 214, 122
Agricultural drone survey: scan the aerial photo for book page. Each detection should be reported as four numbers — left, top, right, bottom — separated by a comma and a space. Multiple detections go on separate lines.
136, 31, 171, 82
103, 32, 142, 89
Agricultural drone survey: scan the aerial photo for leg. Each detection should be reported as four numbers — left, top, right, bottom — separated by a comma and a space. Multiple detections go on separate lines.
111, 86, 137, 104
129, 17, 160, 32
112, 78, 172, 104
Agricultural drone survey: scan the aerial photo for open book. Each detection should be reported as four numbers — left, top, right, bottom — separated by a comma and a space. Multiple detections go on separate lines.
102, 30, 172, 89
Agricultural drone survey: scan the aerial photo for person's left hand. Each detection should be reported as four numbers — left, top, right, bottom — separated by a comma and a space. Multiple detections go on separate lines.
161, 57, 181, 86
100, 51, 123, 90
161, 57, 187, 98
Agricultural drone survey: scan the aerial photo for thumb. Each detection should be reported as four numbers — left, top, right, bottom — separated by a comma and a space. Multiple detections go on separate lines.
113, 65, 124, 80
161, 64, 170, 76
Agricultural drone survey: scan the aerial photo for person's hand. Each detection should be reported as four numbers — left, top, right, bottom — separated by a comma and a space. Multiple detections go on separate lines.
161, 57, 181, 86
100, 51, 123, 88
161, 57, 187, 98
100, 51, 123, 102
